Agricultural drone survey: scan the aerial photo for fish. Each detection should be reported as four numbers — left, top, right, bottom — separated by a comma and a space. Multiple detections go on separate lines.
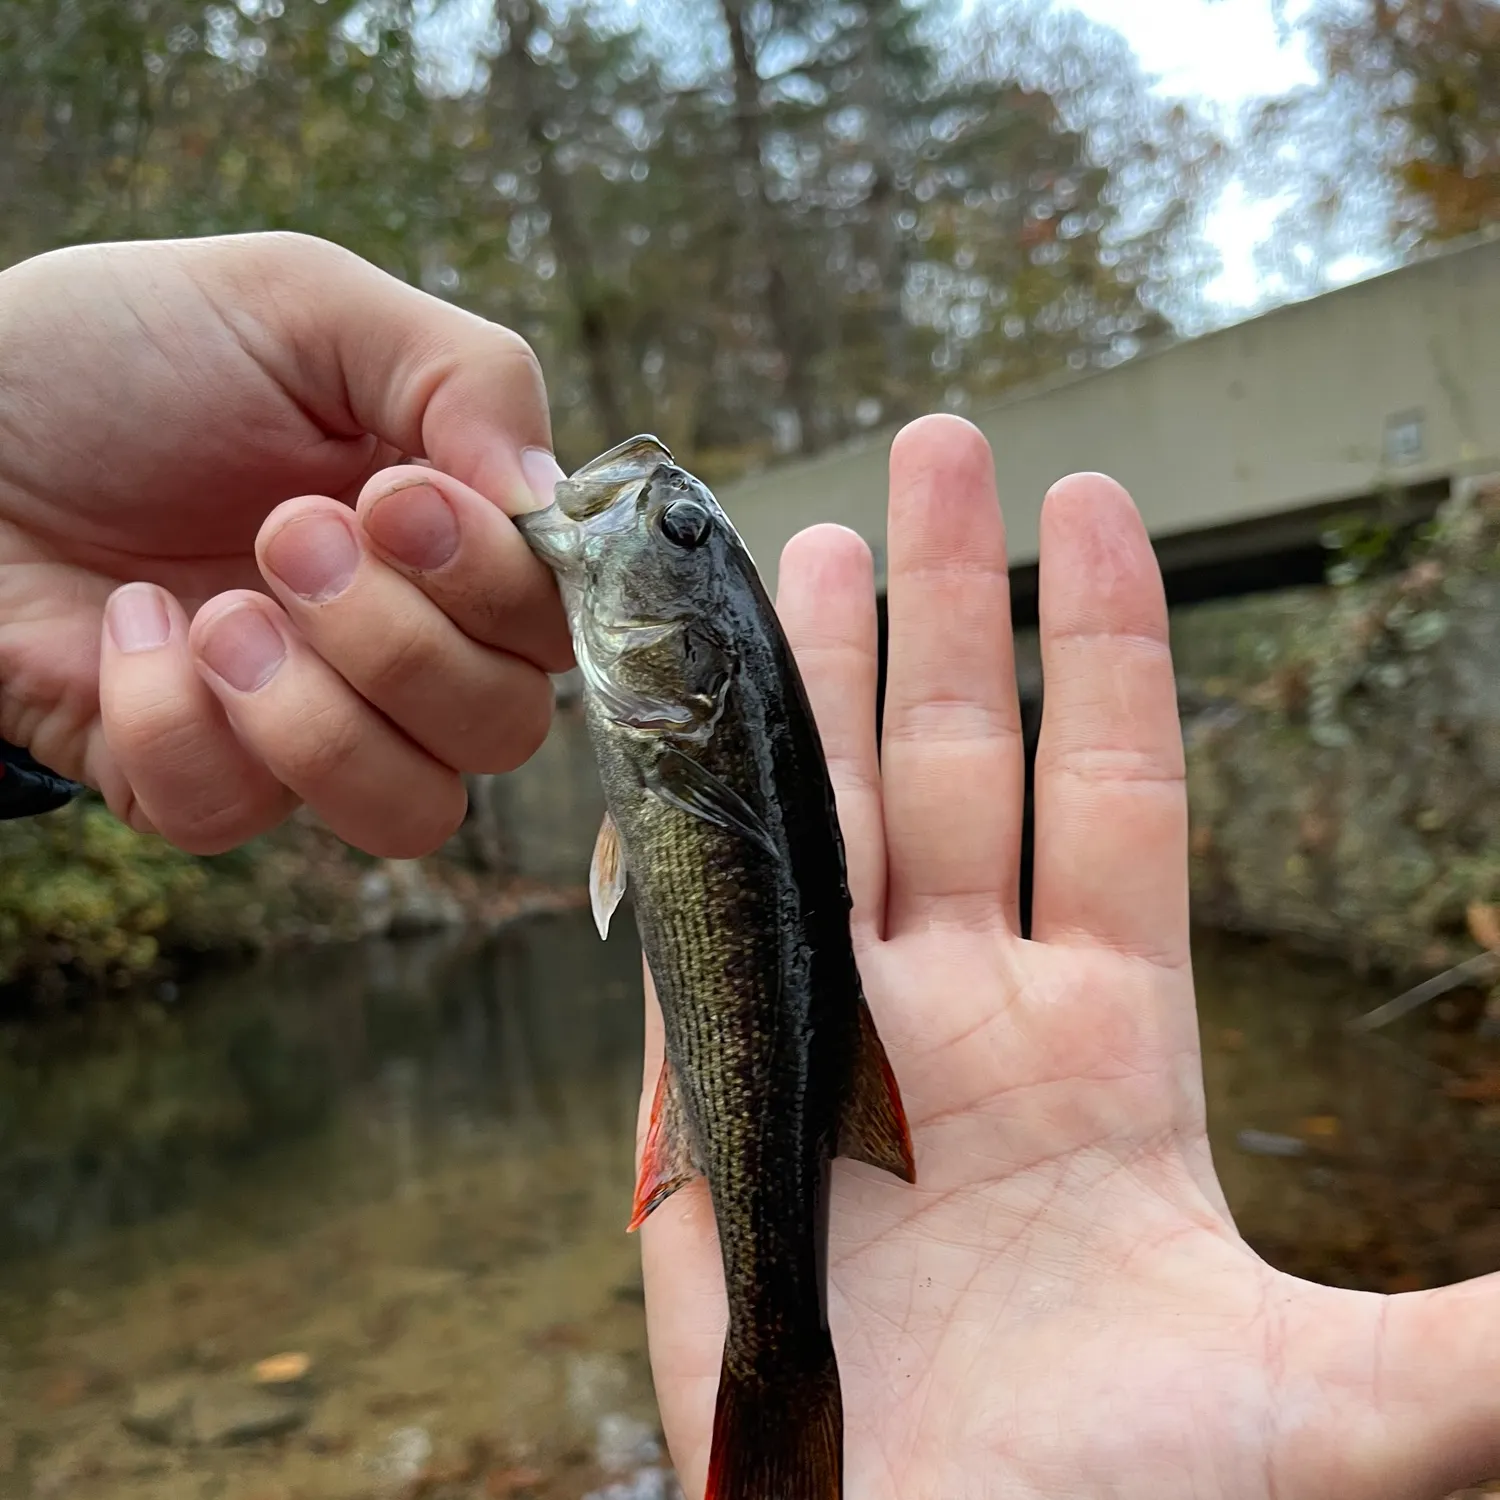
515, 436, 915, 1500
0, 739, 84, 821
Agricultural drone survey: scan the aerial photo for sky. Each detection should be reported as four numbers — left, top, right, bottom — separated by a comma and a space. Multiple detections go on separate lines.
444, 0, 1375, 316
1064, 0, 1383, 310
1068, 0, 1316, 106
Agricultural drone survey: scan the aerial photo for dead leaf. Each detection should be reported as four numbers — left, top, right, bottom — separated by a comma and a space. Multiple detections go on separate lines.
1466, 901, 1500, 953
1444, 1070, 1500, 1103
39, 1369, 92, 1410
253, 1352, 311, 1386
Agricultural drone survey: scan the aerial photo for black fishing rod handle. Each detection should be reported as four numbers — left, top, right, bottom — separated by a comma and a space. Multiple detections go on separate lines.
0, 738, 86, 820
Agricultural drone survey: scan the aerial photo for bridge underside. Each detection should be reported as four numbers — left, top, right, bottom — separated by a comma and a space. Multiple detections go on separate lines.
1009, 476, 1452, 628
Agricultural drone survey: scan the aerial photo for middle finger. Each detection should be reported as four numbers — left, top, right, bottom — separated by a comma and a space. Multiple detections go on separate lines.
881, 414, 1024, 934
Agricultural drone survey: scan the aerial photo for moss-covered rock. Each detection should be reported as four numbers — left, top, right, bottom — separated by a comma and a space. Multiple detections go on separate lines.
0, 696, 600, 1001
1178, 483, 1500, 977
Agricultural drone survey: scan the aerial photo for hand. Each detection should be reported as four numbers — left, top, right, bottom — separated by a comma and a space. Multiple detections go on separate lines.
639, 414, 1500, 1499
0, 233, 572, 855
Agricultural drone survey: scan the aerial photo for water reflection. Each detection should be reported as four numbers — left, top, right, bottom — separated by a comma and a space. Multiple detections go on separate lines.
0, 916, 1493, 1498
1196, 930, 1500, 1291
0, 913, 656, 1499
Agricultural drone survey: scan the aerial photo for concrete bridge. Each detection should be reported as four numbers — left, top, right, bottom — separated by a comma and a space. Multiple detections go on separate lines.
718, 231, 1500, 624
519, 235, 1500, 930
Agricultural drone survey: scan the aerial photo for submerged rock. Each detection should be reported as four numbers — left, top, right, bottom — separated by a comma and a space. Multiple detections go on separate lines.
583, 1466, 682, 1500
364, 1424, 434, 1487
122, 1377, 192, 1444
359, 860, 467, 937
1235, 1129, 1309, 1159
595, 1412, 660, 1474
122, 1372, 310, 1447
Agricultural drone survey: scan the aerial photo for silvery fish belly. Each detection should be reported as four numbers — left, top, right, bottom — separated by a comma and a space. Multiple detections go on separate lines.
515, 437, 914, 1500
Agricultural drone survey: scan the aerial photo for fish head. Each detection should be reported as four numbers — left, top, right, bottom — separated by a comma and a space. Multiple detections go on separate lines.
517, 435, 757, 734
521, 434, 745, 618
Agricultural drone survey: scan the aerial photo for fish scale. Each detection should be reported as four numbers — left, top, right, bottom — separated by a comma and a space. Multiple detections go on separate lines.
517, 435, 915, 1500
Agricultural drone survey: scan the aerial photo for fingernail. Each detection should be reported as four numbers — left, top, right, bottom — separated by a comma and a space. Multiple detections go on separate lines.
263, 512, 360, 602
106, 584, 171, 654
519, 447, 566, 513
199, 606, 286, 693
364, 483, 460, 571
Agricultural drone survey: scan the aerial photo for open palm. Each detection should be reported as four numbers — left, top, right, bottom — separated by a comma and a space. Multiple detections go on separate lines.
638, 415, 1500, 1500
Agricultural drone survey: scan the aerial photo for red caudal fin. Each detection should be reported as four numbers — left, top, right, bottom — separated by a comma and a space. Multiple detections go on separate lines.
836, 996, 916, 1183
705, 1342, 842, 1500
627, 1057, 700, 1232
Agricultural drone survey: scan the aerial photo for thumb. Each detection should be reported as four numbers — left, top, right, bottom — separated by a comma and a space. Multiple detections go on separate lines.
198, 231, 563, 513
1373, 1271, 1500, 1493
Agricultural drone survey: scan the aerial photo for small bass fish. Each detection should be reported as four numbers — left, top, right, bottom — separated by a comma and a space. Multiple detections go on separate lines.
516, 437, 914, 1500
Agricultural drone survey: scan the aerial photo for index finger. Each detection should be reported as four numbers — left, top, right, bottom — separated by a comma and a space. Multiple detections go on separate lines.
201, 234, 557, 516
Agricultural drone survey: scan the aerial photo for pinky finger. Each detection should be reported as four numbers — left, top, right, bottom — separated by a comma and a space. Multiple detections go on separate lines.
100, 583, 296, 852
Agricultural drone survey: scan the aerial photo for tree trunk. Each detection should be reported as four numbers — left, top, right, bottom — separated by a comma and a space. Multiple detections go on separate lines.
498, 0, 630, 441
720, 0, 820, 451
856, 10, 913, 421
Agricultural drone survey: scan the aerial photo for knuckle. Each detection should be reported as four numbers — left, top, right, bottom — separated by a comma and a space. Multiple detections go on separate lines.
364, 623, 435, 700
245, 229, 353, 274
881, 697, 1020, 747
495, 325, 542, 377
109, 695, 200, 762
279, 704, 365, 789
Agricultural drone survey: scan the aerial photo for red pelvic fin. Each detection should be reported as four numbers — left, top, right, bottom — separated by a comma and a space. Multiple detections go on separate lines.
836, 995, 916, 1183
628, 1058, 700, 1232
705, 1344, 842, 1500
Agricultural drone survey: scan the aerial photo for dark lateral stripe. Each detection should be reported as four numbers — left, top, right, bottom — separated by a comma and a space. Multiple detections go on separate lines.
0, 739, 86, 821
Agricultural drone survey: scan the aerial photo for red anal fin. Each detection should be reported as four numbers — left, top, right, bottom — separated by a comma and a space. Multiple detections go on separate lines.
836, 996, 916, 1183
628, 1058, 700, 1232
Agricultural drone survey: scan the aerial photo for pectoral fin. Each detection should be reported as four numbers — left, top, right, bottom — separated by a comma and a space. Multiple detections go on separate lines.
589, 811, 627, 939
837, 997, 916, 1182
628, 1058, 702, 1231
647, 748, 776, 856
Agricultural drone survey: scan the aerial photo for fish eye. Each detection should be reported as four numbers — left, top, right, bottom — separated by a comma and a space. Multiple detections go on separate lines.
658, 498, 713, 549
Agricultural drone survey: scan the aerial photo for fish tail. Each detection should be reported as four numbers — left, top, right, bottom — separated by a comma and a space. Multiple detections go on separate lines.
705, 1338, 842, 1500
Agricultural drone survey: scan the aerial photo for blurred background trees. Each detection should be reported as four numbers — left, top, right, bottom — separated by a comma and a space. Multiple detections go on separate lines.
1216, 0, 1500, 305
0, 0, 1217, 477
11, 0, 1496, 479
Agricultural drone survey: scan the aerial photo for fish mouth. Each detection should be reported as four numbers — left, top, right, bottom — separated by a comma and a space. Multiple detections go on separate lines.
515, 432, 679, 571
511, 501, 578, 573
554, 434, 674, 521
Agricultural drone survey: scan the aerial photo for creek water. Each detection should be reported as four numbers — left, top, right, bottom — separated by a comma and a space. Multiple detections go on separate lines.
0, 911, 1495, 1499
